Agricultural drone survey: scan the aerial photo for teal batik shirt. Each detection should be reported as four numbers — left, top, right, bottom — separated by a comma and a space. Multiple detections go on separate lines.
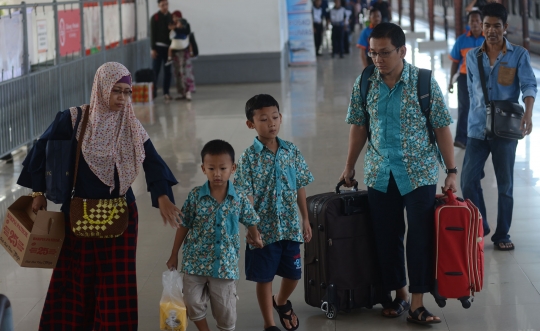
234, 137, 314, 246
346, 61, 452, 195
180, 181, 259, 280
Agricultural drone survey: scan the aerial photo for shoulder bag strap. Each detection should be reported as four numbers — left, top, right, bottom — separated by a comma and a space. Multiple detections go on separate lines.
360, 64, 375, 141
417, 68, 435, 145
477, 51, 490, 106
71, 105, 90, 195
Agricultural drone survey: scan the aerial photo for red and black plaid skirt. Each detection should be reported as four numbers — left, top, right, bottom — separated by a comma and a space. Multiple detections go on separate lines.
39, 202, 139, 331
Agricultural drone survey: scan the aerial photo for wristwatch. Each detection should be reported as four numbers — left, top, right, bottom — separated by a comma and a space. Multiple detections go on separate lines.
445, 167, 458, 175
31, 192, 44, 198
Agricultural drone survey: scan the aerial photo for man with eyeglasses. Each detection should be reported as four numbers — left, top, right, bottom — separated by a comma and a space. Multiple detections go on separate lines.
340, 23, 456, 325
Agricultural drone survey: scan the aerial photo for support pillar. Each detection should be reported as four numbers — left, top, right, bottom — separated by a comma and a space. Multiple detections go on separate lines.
454, 0, 463, 37
522, 0, 530, 49
428, 0, 434, 40
398, 0, 403, 25
410, 0, 415, 32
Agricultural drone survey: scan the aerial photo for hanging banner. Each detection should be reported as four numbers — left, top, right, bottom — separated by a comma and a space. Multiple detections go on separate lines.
58, 9, 81, 56
286, 0, 316, 65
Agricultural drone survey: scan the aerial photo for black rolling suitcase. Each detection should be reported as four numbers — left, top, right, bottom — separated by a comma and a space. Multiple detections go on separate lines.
304, 181, 391, 319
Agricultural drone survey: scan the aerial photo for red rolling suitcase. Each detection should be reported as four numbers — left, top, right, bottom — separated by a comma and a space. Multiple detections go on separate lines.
432, 190, 484, 309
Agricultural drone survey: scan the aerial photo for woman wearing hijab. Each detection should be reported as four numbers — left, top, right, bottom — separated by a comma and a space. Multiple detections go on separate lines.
17, 62, 181, 330
169, 10, 196, 101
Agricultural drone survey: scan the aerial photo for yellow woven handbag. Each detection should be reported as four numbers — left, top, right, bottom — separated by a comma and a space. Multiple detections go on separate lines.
69, 107, 129, 238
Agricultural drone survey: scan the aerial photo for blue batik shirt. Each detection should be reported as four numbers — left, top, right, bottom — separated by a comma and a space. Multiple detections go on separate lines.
346, 61, 452, 195
234, 137, 314, 246
180, 181, 259, 280
466, 39, 537, 140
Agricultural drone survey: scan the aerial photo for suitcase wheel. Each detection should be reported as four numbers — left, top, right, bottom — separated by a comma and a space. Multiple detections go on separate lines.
460, 299, 471, 309
321, 302, 338, 319
435, 299, 446, 308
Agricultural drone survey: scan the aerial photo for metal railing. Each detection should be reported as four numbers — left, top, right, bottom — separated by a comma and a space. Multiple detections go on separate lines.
0, 0, 151, 157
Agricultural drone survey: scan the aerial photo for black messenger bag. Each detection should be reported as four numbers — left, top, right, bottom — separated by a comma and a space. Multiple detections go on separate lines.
477, 52, 524, 140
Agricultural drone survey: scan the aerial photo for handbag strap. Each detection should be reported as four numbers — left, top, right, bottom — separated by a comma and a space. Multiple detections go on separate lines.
476, 51, 490, 106
71, 105, 90, 195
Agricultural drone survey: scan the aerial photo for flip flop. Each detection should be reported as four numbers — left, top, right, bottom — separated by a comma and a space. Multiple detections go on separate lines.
494, 242, 515, 251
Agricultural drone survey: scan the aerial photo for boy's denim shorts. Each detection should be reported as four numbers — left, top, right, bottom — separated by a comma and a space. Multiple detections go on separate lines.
245, 240, 302, 283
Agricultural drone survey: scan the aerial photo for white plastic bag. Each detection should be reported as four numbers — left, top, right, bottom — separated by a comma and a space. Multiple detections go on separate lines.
160, 270, 188, 331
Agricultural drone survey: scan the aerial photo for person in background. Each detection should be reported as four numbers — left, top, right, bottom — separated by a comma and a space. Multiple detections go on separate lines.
151, 0, 173, 100
313, 0, 327, 56
330, 0, 347, 58
357, 8, 382, 67
167, 10, 196, 101
370, 0, 391, 22
461, 3, 536, 251
448, 10, 485, 149
343, 0, 354, 54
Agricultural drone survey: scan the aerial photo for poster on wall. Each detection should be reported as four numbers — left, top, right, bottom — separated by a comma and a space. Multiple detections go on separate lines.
58, 9, 81, 56
36, 19, 48, 54
286, 0, 316, 65
0, 11, 24, 81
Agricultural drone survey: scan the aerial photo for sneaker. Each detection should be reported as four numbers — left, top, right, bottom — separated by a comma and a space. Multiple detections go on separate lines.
186, 91, 192, 101
164, 94, 171, 101
453, 141, 466, 149
165, 58, 173, 66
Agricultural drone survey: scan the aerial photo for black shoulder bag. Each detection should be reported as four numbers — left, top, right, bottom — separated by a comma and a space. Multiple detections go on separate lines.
477, 51, 524, 140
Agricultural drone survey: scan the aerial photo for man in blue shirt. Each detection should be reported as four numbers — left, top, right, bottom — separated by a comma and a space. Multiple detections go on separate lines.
462, 3, 537, 251
357, 8, 382, 67
448, 10, 485, 149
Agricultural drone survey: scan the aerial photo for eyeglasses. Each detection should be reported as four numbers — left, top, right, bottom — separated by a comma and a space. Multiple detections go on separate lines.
111, 89, 133, 97
367, 46, 401, 58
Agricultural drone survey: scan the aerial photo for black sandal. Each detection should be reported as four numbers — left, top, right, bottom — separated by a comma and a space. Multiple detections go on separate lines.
407, 307, 442, 325
382, 297, 410, 318
264, 327, 281, 331
272, 296, 299, 331
494, 242, 515, 251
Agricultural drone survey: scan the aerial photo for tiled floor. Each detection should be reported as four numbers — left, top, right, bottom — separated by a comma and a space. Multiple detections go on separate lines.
2, 20, 540, 331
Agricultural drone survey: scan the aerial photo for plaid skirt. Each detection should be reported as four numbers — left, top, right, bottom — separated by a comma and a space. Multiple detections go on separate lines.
39, 202, 139, 331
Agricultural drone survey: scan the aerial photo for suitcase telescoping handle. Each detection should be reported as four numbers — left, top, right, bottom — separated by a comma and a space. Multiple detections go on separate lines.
335, 178, 358, 194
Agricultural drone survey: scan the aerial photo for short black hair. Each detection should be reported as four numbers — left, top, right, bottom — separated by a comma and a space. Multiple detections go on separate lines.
369, 8, 381, 16
369, 23, 405, 48
482, 2, 507, 25
157, 0, 166, 4
245, 94, 280, 122
468, 10, 483, 21
200, 139, 235, 163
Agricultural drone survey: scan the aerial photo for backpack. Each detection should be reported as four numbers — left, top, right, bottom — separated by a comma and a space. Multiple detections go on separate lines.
359, 64, 435, 145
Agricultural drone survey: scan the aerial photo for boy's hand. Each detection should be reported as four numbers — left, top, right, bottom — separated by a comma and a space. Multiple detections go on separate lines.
246, 228, 263, 248
303, 219, 312, 243
166, 254, 178, 270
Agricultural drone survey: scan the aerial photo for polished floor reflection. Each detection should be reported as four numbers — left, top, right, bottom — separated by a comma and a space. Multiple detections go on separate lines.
2, 22, 540, 331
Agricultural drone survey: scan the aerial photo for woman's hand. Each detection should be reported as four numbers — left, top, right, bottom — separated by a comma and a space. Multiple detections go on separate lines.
158, 195, 183, 229
32, 195, 47, 214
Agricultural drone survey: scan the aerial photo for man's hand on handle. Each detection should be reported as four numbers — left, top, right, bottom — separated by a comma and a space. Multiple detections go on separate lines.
339, 168, 356, 187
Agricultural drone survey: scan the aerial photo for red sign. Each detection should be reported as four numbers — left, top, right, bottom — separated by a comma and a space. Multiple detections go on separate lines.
58, 9, 81, 56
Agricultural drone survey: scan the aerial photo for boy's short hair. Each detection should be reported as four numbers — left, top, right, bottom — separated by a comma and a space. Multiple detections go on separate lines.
157, 0, 166, 4
245, 94, 280, 122
482, 3, 507, 25
369, 22, 405, 48
468, 10, 483, 21
201, 139, 235, 163
369, 8, 381, 16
